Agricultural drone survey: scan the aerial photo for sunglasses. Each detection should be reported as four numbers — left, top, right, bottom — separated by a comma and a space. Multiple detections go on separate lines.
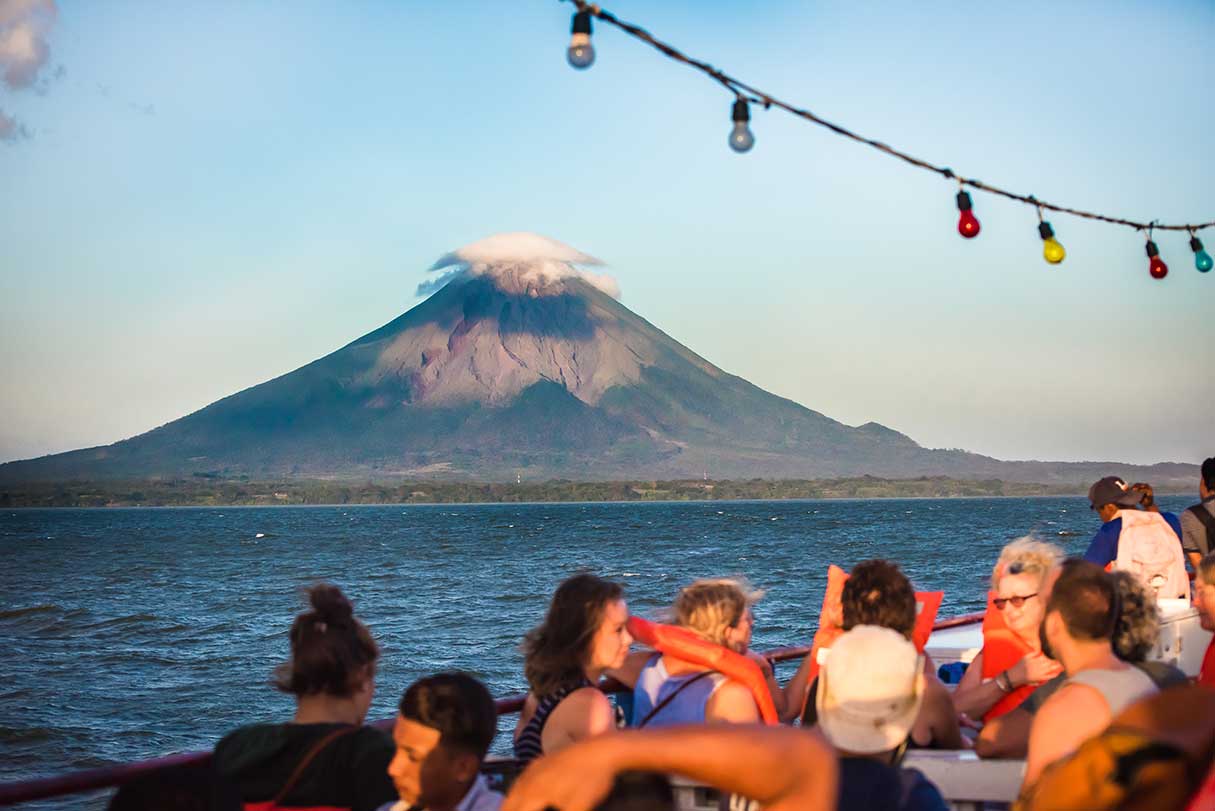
993, 593, 1038, 610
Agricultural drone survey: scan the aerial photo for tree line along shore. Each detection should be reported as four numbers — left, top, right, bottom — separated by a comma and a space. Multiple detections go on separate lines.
0, 475, 1157, 508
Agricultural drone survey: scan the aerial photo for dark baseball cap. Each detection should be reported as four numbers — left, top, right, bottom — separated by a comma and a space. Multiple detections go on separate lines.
1088, 476, 1142, 510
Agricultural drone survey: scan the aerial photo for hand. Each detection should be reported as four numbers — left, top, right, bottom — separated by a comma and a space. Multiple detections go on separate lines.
503, 741, 617, 811
744, 648, 774, 678
957, 712, 983, 731
1009, 652, 1063, 687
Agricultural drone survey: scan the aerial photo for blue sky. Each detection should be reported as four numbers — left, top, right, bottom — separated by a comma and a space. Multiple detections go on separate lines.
1, 0, 1212, 467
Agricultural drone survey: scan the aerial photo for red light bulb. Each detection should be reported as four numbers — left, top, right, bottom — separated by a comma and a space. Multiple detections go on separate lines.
1145, 240, 1168, 280
956, 190, 980, 239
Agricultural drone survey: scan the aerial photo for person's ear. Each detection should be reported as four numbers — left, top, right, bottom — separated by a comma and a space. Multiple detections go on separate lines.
451, 751, 480, 782
1045, 611, 1062, 640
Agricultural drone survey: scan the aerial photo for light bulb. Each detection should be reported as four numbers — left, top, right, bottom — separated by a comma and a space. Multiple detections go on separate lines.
1038, 221, 1065, 264
956, 190, 980, 238
1191, 236, 1213, 273
729, 98, 754, 153
567, 11, 595, 70
1145, 240, 1168, 280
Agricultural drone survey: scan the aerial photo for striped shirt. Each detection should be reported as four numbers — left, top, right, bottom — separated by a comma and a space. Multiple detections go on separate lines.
512, 679, 591, 764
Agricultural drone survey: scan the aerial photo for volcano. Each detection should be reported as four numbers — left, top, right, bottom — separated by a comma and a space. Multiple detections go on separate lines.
0, 234, 1196, 485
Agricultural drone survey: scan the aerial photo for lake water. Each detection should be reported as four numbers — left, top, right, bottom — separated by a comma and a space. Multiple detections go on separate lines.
0, 496, 1197, 808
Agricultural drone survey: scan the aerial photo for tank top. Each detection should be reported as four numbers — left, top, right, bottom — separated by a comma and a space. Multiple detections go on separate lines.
512, 679, 592, 764
1068, 666, 1158, 716
630, 654, 726, 727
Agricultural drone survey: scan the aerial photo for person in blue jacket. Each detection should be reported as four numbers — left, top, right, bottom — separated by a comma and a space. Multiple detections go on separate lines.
1083, 476, 1182, 567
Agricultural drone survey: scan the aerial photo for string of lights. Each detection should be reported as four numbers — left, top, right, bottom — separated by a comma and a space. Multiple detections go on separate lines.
560, 2, 1213, 279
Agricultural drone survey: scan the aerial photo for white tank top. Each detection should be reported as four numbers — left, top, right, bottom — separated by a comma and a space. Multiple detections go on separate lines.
1068, 665, 1158, 716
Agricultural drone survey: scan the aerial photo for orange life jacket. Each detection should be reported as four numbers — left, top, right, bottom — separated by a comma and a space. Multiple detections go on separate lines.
625, 615, 778, 724
980, 590, 1037, 721
805, 564, 943, 681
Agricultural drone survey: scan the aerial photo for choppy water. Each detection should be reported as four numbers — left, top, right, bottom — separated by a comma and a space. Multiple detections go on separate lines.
0, 496, 1196, 808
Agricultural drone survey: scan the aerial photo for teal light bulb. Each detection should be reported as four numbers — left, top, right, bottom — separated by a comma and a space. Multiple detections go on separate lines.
1192, 236, 1214, 273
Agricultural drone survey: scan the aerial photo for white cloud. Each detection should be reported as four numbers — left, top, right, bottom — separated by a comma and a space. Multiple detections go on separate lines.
0, 0, 56, 90
420, 232, 621, 299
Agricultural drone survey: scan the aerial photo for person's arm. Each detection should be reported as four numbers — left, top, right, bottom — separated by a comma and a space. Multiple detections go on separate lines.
951, 651, 1003, 719
953, 651, 1061, 720
912, 673, 964, 749
502, 725, 837, 811
513, 693, 538, 742
1023, 684, 1110, 788
776, 651, 814, 723
545, 687, 618, 752
974, 706, 1032, 759
705, 679, 762, 723
1082, 527, 1116, 567
743, 649, 792, 721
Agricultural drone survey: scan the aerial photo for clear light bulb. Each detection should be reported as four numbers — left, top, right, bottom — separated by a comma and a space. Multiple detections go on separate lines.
728, 98, 754, 154
567, 11, 594, 70
1191, 236, 1213, 273
729, 122, 755, 153
1039, 221, 1065, 264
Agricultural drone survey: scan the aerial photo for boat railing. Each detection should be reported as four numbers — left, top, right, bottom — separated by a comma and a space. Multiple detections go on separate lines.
0, 612, 987, 806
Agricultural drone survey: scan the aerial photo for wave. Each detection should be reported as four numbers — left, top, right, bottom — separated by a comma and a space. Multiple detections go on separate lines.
0, 725, 58, 743
0, 604, 61, 620
82, 613, 160, 630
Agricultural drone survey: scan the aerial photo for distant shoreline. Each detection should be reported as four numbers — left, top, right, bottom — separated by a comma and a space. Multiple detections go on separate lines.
0, 475, 1195, 509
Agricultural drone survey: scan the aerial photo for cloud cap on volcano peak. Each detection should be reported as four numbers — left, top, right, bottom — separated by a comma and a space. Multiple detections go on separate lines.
419, 232, 620, 299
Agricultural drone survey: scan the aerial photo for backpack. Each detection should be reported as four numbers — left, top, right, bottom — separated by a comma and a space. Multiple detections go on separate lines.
1014, 684, 1215, 811
1114, 510, 1190, 601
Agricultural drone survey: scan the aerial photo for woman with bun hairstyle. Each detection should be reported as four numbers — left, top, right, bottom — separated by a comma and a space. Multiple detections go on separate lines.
214, 583, 396, 811
513, 573, 633, 764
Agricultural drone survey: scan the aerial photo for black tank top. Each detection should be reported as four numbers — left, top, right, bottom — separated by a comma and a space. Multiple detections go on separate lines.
512, 679, 592, 764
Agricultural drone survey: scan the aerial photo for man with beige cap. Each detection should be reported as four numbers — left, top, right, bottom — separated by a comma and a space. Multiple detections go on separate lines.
816, 625, 948, 811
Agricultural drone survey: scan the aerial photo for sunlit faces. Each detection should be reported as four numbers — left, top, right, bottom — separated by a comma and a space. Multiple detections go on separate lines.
1196, 579, 1215, 633
586, 599, 632, 672
996, 572, 1045, 641
388, 716, 477, 810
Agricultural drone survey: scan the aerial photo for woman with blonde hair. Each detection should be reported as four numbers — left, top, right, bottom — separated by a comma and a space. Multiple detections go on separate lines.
612, 578, 766, 727
953, 538, 1065, 722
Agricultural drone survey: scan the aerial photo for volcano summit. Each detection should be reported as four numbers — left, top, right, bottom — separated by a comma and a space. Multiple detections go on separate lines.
0, 234, 1194, 486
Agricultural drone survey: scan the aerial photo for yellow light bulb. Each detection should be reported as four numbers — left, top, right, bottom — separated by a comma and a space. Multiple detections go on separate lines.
1043, 237, 1066, 264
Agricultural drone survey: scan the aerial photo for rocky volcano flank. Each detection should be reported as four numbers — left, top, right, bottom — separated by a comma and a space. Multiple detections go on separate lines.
0, 234, 1196, 486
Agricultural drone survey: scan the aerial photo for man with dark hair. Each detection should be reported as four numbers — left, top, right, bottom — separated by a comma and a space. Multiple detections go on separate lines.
1083, 476, 1188, 600
975, 566, 1187, 759
383, 672, 501, 811
1181, 456, 1215, 571
841, 559, 917, 635
1022, 560, 1158, 787
799, 560, 962, 749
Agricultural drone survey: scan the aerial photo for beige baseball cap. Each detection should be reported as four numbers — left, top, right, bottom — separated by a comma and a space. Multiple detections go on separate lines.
816, 625, 925, 754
